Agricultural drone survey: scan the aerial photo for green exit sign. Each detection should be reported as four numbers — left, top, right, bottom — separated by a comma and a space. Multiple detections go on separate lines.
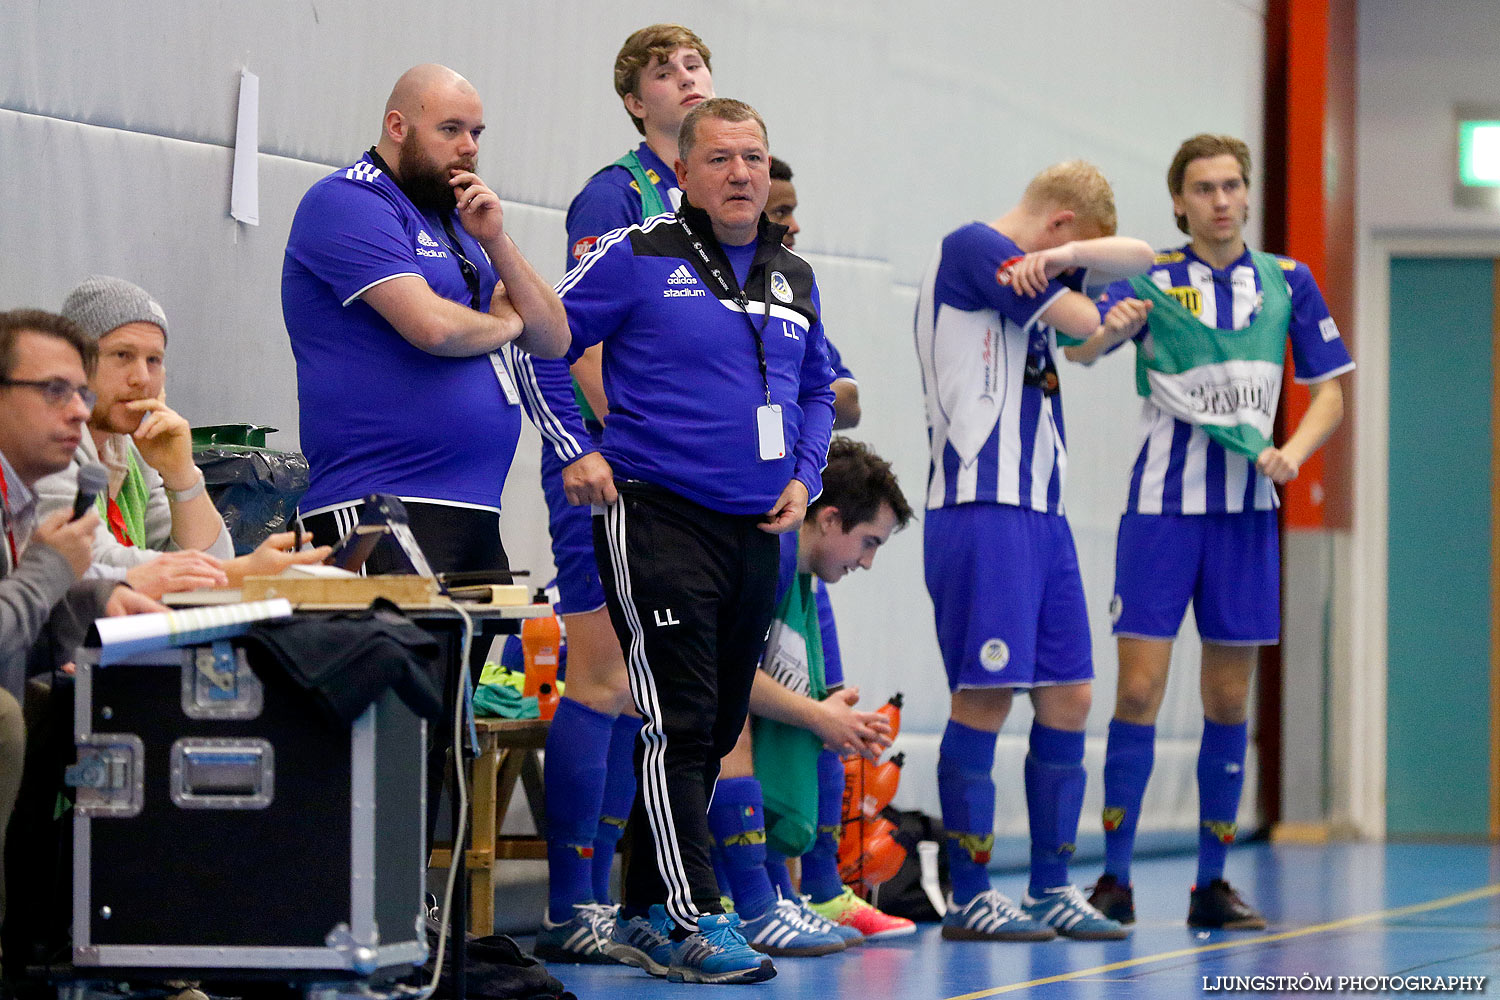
1458, 119, 1500, 187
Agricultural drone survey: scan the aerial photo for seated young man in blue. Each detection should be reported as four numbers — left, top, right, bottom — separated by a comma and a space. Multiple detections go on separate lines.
914, 161, 1155, 942
708, 437, 916, 956
1086, 134, 1353, 931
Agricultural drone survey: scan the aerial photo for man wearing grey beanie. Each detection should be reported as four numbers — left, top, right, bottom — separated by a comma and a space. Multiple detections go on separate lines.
36, 276, 328, 598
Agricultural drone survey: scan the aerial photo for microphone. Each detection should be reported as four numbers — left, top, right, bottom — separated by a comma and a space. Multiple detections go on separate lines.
73, 463, 108, 521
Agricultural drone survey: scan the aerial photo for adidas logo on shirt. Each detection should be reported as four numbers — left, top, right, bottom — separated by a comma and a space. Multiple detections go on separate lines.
663, 263, 706, 297
415, 229, 447, 259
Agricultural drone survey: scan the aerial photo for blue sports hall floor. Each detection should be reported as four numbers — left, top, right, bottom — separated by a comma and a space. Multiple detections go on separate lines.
524, 842, 1500, 998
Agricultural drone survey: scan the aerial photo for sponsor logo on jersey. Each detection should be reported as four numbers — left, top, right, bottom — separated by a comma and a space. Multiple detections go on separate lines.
770, 270, 793, 303
417, 230, 440, 248
979, 638, 1010, 672
1187, 372, 1278, 421
646, 168, 661, 184
1319, 316, 1340, 342
571, 235, 598, 261
1165, 285, 1203, 315
1154, 250, 1186, 264
667, 264, 698, 285
663, 288, 707, 298
995, 255, 1025, 286
1277, 256, 1297, 271
1101, 807, 1126, 832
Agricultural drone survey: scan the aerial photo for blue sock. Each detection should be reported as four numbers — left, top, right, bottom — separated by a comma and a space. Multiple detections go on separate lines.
543, 697, 614, 921
592, 713, 641, 902
764, 847, 797, 900
706, 776, 776, 919
1025, 723, 1086, 897
1196, 718, 1248, 886
937, 719, 998, 906
801, 749, 846, 903
1102, 718, 1156, 884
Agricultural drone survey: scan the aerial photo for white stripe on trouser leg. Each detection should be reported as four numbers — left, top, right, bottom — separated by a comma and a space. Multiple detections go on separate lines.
605, 500, 696, 929
604, 499, 700, 931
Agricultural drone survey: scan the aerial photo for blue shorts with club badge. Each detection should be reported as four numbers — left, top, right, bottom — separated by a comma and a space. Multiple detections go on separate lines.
924, 503, 1093, 692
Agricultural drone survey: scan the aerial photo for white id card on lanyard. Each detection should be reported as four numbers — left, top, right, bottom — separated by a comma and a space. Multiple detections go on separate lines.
488, 351, 521, 405
756, 404, 786, 461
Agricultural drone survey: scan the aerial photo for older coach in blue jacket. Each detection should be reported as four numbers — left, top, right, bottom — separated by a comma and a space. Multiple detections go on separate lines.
518, 98, 834, 984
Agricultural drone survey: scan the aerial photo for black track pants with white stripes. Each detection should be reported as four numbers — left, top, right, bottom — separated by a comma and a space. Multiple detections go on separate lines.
594, 482, 779, 933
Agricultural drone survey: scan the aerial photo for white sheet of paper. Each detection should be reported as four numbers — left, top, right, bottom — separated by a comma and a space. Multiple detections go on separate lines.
230, 68, 260, 225
93, 598, 293, 661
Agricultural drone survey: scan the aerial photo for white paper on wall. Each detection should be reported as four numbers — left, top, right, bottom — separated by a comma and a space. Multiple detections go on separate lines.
230, 67, 259, 225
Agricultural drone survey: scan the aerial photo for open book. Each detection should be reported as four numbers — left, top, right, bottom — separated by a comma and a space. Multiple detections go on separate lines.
90, 599, 294, 663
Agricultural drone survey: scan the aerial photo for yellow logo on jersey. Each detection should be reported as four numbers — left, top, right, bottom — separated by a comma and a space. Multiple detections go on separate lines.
1154, 251, 1186, 264
1277, 256, 1297, 271
628, 180, 640, 193
1165, 286, 1204, 315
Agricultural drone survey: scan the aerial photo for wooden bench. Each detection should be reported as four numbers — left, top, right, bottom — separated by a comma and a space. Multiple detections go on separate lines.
430, 716, 549, 935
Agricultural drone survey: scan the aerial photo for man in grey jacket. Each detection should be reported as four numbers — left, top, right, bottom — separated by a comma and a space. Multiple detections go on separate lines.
0, 307, 161, 924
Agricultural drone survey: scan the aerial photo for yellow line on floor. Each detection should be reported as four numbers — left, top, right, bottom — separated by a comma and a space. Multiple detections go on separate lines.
944, 882, 1500, 999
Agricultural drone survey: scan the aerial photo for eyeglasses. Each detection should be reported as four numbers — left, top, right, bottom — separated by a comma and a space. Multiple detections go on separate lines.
0, 378, 98, 410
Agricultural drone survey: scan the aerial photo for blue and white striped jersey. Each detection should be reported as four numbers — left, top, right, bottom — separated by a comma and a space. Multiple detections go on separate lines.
1097, 245, 1355, 515
914, 222, 1082, 514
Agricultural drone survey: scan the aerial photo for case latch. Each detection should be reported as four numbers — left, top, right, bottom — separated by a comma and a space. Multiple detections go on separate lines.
66, 734, 145, 818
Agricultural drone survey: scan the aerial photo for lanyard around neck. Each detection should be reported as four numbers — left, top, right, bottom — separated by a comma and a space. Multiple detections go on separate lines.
675, 212, 772, 406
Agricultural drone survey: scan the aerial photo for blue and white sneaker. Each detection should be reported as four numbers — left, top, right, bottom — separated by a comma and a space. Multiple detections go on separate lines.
1020, 885, 1130, 940
667, 912, 778, 984
941, 888, 1057, 942
534, 902, 618, 964
602, 904, 675, 976
739, 897, 846, 957
795, 894, 865, 947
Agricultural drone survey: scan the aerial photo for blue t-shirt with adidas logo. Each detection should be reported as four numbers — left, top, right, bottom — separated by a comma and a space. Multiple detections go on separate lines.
282, 152, 519, 513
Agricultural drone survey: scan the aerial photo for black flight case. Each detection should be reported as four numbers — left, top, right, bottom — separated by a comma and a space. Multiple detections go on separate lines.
67, 639, 428, 986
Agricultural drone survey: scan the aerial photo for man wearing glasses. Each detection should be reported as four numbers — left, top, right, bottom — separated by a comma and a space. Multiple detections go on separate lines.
0, 308, 163, 671
0, 308, 164, 955
283, 63, 568, 575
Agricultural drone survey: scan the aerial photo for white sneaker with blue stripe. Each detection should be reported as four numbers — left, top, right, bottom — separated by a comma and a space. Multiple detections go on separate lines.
1020, 884, 1130, 940
941, 888, 1057, 942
